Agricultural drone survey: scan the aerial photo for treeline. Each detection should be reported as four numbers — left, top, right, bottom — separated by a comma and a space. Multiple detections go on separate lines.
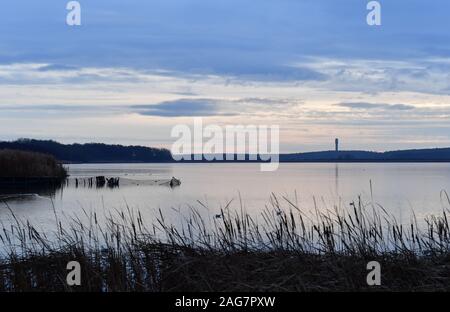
0, 149, 67, 178
280, 148, 450, 162
2, 139, 450, 163
0, 139, 173, 163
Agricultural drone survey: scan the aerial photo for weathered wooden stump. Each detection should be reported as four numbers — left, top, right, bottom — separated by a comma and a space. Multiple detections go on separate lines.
96, 176, 106, 187
107, 177, 120, 188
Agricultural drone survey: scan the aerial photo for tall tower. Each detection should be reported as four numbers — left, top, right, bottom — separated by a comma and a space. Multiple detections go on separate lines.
335, 138, 339, 152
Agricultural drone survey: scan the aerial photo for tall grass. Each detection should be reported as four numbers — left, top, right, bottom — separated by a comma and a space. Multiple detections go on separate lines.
0, 149, 67, 178
0, 194, 449, 291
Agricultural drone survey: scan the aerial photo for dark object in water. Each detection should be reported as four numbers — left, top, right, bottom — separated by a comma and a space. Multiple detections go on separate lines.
0, 177, 65, 197
96, 176, 106, 187
107, 177, 120, 188
0, 177, 65, 186
169, 177, 181, 188
74, 176, 119, 188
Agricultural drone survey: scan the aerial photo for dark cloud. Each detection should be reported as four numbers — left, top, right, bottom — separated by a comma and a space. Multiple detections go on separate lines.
131, 99, 232, 117
337, 102, 416, 111
131, 97, 300, 117
0, 97, 298, 118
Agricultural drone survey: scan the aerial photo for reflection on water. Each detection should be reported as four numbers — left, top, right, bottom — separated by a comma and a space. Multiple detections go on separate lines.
1, 163, 450, 233
0, 180, 64, 199
335, 163, 339, 195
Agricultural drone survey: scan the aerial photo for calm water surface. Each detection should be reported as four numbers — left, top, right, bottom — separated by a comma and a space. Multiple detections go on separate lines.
1, 163, 450, 231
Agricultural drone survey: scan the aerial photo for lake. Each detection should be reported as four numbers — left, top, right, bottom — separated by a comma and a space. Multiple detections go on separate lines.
1, 163, 450, 232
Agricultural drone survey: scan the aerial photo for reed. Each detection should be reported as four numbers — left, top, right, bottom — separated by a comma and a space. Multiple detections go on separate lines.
0, 193, 449, 291
0, 149, 67, 178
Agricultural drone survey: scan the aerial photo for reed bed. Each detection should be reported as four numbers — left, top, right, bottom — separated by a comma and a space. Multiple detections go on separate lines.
0, 193, 449, 292
0, 149, 67, 178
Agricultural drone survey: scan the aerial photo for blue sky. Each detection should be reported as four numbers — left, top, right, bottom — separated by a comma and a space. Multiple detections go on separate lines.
1, 0, 450, 152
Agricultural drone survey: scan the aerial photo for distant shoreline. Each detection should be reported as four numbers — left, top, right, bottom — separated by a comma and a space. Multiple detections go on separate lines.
2, 139, 450, 164
62, 160, 450, 164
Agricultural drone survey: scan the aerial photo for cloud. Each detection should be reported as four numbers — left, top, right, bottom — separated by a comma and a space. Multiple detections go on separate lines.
131, 99, 230, 117
9, 0, 450, 83
131, 97, 301, 117
37, 64, 79, 72
337, 102, 416, 111
2, 1, 450, 151
218, 65, 327, 82
305, 57, 450, 95
0, 63, 139, 85
0, 104, 99, 111
0, 104, 128, 119
235, 97, 297, 106
0, 96, 300, 118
